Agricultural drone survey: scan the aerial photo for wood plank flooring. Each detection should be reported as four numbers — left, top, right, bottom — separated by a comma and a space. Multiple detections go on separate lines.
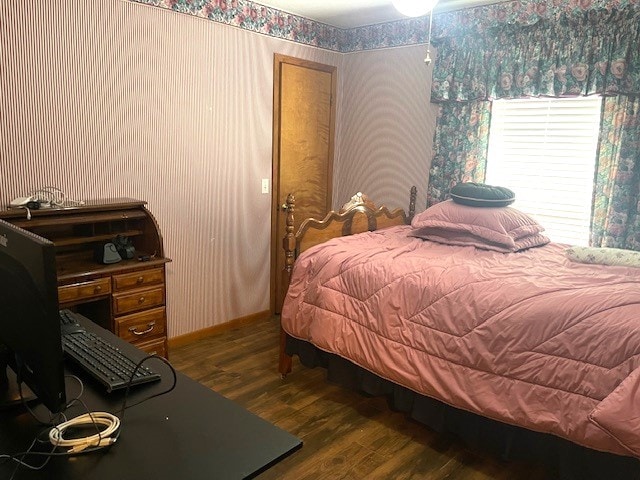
170, 316, 547, 480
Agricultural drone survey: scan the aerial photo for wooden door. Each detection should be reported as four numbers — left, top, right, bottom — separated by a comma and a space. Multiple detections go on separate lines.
271, 55, 336, 313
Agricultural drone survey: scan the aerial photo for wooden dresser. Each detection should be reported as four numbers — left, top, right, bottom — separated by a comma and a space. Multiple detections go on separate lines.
0, 199, 171, 358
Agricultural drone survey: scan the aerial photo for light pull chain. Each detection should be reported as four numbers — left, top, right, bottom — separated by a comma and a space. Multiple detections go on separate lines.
425, 9, 434, 65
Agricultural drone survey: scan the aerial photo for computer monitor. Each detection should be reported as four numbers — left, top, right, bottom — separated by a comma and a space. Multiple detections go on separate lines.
0, 219, 66, 413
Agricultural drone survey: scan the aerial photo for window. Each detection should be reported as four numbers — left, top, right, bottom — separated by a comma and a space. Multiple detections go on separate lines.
485, 97, 603, 245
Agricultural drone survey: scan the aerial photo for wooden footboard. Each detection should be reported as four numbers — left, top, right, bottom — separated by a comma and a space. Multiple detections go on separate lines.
279, 187, 417, 377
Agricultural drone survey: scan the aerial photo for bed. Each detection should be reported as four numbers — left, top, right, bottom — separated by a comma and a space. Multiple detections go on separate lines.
278, 188, 640, 479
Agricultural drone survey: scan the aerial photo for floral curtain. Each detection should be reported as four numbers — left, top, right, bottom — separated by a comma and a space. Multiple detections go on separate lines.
427, 0, 640, 248
591, 96, 640, 249
426, 101, 491, 207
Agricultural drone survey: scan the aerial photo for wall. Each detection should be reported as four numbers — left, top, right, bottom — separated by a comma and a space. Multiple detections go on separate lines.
335, 45, 436, 211
0, 1, 434, 338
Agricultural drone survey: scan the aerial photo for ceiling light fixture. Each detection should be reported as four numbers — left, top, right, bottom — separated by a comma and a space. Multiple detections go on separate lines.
392, 0, 439, 17
392, 0, 439, 66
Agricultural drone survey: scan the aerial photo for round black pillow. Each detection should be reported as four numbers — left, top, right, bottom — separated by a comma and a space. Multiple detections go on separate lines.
449, 182, 515, 207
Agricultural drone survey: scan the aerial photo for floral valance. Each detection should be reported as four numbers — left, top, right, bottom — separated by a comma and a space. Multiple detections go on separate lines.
433, 0, 640, 36
431, 3, 640, 101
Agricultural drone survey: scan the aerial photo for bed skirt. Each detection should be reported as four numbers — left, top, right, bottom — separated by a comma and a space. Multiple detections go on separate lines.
285, 336, 640, 480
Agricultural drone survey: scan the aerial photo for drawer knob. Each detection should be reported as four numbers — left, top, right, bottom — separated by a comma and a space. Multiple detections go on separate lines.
138, 296, 146, 304
94, 285, 102, 293
128, 322, 156, 336
136, 276, 144, 284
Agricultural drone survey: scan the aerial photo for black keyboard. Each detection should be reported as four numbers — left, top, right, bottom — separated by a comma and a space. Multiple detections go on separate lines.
59, 310, 161, 392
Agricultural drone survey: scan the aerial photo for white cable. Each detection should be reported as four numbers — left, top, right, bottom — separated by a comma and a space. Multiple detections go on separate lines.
31, 186, 85, 208
48, 412, 120, 453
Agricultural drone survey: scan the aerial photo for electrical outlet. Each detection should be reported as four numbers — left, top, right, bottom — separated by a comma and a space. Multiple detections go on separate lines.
261, 179, 269, 194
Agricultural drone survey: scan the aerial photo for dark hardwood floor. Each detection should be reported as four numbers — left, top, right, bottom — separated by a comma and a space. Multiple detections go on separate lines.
170, 316, 547, 480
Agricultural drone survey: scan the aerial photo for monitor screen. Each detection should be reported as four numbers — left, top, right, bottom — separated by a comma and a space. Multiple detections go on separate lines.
0, 219, 66, 413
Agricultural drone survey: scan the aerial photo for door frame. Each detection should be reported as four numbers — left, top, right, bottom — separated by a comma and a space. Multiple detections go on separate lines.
269, 54, 337, 314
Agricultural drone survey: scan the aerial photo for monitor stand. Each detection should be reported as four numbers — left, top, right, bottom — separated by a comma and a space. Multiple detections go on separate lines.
0, 348, 36, 410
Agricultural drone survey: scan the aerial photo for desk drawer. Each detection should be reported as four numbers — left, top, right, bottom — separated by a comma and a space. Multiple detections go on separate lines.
135, 337, 167, 358
115, 307, 166, 343
58, 278, 111, 304
112, 268, 164, 292
113, 286, 165, 315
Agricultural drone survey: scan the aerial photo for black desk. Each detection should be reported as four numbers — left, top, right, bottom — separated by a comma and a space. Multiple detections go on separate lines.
0, 318, 302, 479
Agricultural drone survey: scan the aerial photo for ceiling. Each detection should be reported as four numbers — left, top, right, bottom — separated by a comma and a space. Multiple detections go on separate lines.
255, 0, 501, 28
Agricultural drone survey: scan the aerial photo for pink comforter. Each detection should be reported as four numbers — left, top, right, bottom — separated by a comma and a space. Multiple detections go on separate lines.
281, 225, 640, 458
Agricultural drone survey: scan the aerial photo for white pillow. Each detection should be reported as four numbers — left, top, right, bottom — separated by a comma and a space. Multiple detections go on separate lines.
565, 246, 640, 268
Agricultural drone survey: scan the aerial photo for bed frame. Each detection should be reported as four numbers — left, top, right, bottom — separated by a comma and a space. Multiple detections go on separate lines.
277, 188, 640, 479
278, 187, 417, 377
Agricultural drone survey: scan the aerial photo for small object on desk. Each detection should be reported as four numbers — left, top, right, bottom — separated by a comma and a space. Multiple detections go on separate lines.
59, 309, 80, 326
9, 196, 40, 208
59, 308, 84, 334
112, 234, 135, 259
137, 254, 150, 262
95, 242, 122, 264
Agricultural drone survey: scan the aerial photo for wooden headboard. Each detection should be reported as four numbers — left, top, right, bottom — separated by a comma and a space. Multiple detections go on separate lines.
281, 186, 417, 300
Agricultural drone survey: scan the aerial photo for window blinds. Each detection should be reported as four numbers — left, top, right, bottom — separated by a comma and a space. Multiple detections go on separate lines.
485, 97, 603, 245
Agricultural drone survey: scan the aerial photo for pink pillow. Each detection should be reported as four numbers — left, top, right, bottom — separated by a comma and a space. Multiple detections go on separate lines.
411, 227, 549, 252
411, 200, 547, 251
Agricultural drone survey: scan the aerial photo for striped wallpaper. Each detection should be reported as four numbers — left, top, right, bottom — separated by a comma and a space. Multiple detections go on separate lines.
0, 1, 435, 339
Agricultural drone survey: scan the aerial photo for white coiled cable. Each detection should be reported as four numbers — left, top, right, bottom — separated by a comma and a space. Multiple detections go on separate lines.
49, 412, 120, 453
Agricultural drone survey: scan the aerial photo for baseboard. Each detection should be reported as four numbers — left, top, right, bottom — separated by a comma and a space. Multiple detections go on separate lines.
168, 310, 272, 350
